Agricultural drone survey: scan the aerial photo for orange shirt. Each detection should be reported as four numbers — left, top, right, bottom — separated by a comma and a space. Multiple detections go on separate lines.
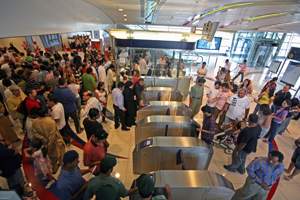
83, 140, 106, 167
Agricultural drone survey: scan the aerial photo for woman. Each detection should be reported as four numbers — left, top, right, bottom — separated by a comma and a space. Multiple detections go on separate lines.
123, 81, 137, 127
285, 138, 300, 180
31, 108, 66, 173
257, 104, 273, 138
132, 70, 140, 85
197, 62, 207, 79
253, 87, 272, 114
95, 82, 108, 122
240, 79, 253, 95
263, 99, 291, 144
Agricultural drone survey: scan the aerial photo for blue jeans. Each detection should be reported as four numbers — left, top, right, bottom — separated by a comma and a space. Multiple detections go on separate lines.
276, 117, 292, 135
265, 120, 281, 142
227, 150, 248, 173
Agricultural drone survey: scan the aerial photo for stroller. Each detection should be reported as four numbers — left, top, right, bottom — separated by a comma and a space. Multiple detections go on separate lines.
213, 120, 246, 154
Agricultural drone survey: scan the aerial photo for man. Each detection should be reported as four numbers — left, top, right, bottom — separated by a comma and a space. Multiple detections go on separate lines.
231, 151, 284, 200
134, 78, 145, 108
260, 77, 278, 97
83, 108, 106, 140
112, 82, 129, 131
223, 88, 250, 125
135, 174, 172, 200
47, 93, 85, 146
97, 61, 107, 91
206, 80, 221, 111
190, 77, 205, 118
272, 84, 292, 111
81, 91, 102, 121
224, 59, 231, 71
50, 150, 90, 200
224, 114, 261, 174
232, 59, 248, 83
53, 78, 82, 134
0, 140, 25, 196
84, 155, 135, 199
83, 130, 108, 174
82, 67, 96, 92
6, 85, 26, 122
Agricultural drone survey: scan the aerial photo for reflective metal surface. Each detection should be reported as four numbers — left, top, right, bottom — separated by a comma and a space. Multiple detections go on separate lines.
143, 76, 190, 99
133, 137, 213, 174
143, 87, 183, 103
136, 101, 192, 122
153, 170, 234, 200
135, 115, 199, 144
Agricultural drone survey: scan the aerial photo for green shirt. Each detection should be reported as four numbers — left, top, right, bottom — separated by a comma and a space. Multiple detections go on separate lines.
82, 73, 96, 92
190, 85, 204, 100
83, 173, 128, 200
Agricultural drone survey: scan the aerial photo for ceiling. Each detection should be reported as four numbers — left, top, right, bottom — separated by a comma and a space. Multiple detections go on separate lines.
84, 0, 300, 33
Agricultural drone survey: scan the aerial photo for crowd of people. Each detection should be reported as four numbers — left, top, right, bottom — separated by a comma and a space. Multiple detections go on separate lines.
192, 59, 300, 199
0, 40, 300, 200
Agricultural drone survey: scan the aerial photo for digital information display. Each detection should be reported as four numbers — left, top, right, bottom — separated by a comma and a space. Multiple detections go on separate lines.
196, 37, 222, 50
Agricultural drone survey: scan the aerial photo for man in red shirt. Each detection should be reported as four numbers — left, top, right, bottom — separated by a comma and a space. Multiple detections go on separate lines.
83, 129, 108, 175
25, 88, 41, 114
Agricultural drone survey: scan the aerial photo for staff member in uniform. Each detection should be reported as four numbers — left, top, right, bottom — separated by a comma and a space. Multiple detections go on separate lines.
190, 77, 205, 118
83, 155, 136, 199
112, 82, 129, 131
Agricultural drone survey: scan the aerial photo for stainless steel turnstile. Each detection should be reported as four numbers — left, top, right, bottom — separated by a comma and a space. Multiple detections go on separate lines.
136, 101, 192, 121
143, 76, 190, 99
143, 87, 183, 103
133, 137, 213, 174
135, 116, 199, 144
129, 170, 234, 200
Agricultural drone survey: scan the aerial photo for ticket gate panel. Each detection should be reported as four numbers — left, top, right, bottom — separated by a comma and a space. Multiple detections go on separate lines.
133, 137, 213, 174
153, 170, 234, 200
135, 116, 198, 144
136, 101, 192, 121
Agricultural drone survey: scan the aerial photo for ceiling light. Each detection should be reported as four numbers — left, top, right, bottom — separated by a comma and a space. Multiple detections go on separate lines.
123, 14, 127, 17
124, 18, 128, 21
118, 8, 124, 12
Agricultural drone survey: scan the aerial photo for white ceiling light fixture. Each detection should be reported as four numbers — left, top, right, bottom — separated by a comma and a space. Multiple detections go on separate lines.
124, 18, 128, 21
118, 8, 124, 12
123, 14, 127, 17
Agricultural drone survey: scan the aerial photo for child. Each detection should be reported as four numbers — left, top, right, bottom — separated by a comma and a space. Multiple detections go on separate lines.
200, 105, 217, 144
25, 138, 53, 186
95, 82, 108, 122
285, 138, 300, 180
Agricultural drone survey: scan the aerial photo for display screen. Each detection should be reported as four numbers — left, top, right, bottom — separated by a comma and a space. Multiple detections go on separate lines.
280, 61, 300, 87
138, 138, 153, 149
196, 37, 222, 50
269, 61, 281, 73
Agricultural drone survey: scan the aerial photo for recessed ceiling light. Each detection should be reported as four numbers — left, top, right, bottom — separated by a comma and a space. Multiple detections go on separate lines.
123, 14, 127, 17
118, 8, 124, 12
124, 18, 128, 21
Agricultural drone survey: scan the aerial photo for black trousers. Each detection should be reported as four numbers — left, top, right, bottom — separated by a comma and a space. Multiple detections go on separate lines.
232, 72, 244, 82
65, 111, 81, 133
113, 105, 126, 129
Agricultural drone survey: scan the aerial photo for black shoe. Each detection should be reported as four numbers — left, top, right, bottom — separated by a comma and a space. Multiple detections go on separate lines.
224, 165, 236, 172
115, 124, 120, 129
121, 127, 130, 131
237, 168, 245, 175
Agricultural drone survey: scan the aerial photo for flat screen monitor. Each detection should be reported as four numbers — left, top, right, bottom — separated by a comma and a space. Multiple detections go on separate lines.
280, 61, 300, 87
196, 37, 222, 50
269, 60, 281, 73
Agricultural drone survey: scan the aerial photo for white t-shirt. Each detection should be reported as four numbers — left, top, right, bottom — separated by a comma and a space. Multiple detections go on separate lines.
51, 102, 66, 130
68, 83, 80, 98
224, 62, 231, 70
226, 94, 250, 121
206, 88, 219, 107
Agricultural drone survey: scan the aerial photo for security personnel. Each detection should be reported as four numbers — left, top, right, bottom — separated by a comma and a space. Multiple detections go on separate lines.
190, 77, 206, 118
83, 155, 136, 200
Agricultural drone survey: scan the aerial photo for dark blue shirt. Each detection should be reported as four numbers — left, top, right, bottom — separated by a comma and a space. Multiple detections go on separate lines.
50, 167, 85, 200
53, 87, 77, 114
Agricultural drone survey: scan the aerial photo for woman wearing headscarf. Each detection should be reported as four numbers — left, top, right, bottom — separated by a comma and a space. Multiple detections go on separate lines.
123, 81, 137, 127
